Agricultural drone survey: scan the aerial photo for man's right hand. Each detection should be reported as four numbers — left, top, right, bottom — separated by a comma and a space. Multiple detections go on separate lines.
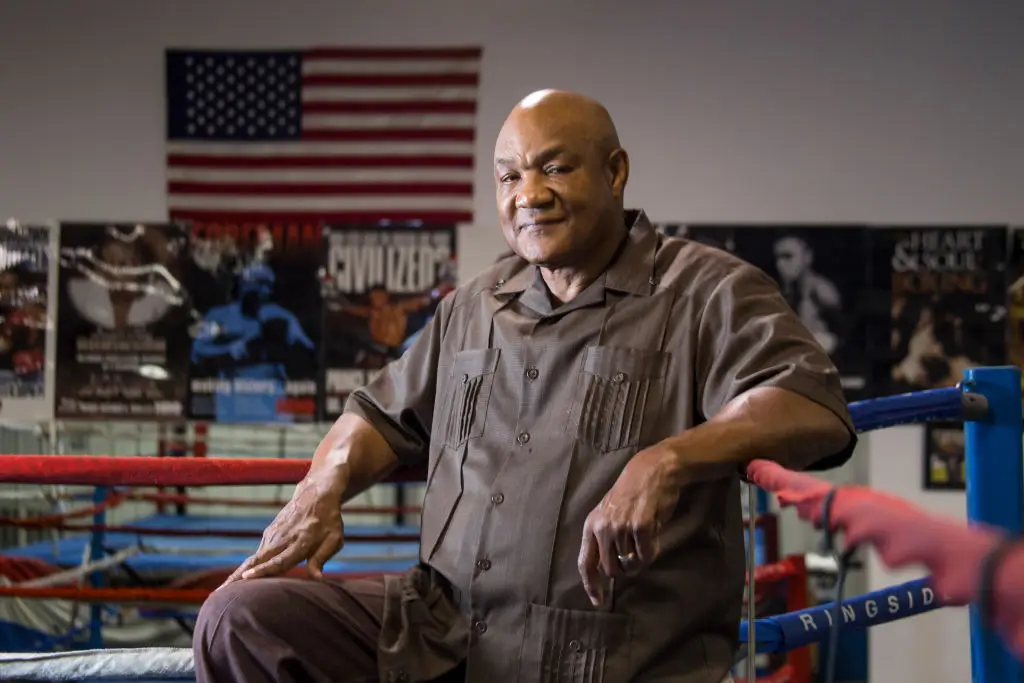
219, 466, 348, 587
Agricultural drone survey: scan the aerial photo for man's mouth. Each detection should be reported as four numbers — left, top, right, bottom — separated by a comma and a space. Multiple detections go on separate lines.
518, 218, 564, 231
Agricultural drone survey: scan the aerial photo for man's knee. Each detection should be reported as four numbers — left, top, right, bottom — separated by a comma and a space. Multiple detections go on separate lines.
194, 579, 286, 653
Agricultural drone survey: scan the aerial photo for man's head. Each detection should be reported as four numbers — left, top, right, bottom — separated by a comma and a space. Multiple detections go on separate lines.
493, 89, 630, 267
368, 287, 389, 308
773, 236, 813, 283
238, 263, 275, 317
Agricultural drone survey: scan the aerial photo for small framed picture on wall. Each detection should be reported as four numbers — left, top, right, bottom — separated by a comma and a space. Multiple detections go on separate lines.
923, 421, 966, 491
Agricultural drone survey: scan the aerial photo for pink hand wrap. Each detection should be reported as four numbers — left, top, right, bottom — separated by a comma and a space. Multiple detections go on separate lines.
746, 459, 1024, 658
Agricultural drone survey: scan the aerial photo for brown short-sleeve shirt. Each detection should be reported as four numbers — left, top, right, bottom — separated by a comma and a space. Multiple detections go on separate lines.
345, 209, 856, 683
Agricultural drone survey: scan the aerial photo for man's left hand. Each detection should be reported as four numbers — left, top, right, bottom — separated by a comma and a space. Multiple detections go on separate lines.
578, 444, 682, 606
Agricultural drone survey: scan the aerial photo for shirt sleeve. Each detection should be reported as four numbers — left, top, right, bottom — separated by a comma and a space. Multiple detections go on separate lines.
342, 293, 454, 468
695, 263, 857, 471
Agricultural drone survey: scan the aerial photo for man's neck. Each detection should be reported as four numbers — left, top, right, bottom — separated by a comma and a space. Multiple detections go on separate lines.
539, 226, 629, 304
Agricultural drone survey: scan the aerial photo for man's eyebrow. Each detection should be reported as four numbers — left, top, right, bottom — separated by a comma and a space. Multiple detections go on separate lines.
494, 147, 570, 168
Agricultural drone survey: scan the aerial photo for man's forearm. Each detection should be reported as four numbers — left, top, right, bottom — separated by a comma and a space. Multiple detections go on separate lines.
660, 386, 853, 486
310, 413, 400, 502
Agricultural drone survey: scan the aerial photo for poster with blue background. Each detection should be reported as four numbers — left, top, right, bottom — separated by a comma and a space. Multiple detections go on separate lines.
185, 220, 322, 423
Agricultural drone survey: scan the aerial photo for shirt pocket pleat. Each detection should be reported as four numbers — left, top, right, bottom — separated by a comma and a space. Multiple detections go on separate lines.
442, 347, 500, 449
568, 346, 669, 453
520, 602, 633, 683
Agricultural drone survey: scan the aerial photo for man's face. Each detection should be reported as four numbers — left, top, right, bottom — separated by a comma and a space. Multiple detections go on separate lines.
774, 237, 811, 282
493, 110, 623, 266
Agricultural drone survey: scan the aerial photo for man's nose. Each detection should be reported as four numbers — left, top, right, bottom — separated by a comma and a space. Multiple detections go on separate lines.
514, 174, 555, 209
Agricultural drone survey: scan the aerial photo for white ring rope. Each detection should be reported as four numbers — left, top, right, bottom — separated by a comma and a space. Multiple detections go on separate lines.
15, 546, 142, 588
0, 647, 194, 680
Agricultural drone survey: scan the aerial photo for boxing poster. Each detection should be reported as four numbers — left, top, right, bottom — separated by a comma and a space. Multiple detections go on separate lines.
185, 221, 322, 424
320, 225, 456, 419
0, 221, 55, 423
876, 226, 1008, 395
729, 225, 875, 399
923, 421, 966, 491
1006, 228, 1024, 398
55, 222, 192, 420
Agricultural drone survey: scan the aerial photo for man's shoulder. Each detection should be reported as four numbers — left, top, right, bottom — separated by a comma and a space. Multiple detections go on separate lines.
656, 234, 765, 294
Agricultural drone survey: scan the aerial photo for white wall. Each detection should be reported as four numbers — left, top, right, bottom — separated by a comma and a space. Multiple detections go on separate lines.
2, 1, 1022, 680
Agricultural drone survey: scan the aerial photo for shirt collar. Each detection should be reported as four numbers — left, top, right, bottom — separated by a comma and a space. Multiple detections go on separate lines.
605, 208, 659, 295
493, 208, 659, 300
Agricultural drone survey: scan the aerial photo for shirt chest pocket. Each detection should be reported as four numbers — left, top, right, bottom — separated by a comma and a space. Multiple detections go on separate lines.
441, 347, 501, 449
567, 345, 670, 454
519, 603, 633, 683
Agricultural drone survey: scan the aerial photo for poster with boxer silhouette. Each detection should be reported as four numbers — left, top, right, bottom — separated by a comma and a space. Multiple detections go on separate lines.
1006, 228, 1024, 400
185, 221, 322, 424
923, 421, 966, 490
875, 225, 1008, 395
728, 225, 875, 399
54, 222, 192, 420
0, 221, 55, 423
320, 224, 457, 419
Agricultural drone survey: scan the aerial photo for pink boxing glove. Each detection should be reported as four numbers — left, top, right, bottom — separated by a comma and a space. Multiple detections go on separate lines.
746, 460, 1001, 605
747, 459, 1024, 660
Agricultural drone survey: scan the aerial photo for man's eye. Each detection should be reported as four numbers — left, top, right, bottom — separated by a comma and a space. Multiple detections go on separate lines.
545, 165, 570, 175
500, 173, 519, 183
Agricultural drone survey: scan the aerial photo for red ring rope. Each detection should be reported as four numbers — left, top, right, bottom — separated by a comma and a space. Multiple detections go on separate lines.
0, 455, 427, 486
0, 492, 129, 527
127, 491, 422, 514
0, 570, 402, 604
0, 520, 422, 542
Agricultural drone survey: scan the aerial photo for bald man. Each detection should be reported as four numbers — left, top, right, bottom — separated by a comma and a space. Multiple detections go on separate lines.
194, 90, 856, 683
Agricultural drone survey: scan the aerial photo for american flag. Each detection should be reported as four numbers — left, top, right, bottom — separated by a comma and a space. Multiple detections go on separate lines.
165, 47, 481, 226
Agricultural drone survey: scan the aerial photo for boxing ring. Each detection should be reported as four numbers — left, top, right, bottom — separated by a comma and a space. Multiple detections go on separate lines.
0, 366, 1021, 682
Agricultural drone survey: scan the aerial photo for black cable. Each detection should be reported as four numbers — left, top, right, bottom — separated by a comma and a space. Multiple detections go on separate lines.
978, 536, 1017, 632
819, 487, 857, 683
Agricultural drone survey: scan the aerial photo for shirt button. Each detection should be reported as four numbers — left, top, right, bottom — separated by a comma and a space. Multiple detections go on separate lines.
517, 432, 530, 444
461, 373, 469, 384
611, 371, 626, 383
474, 620, 487, 635
476, 558, 492, 571
494, 278, 506, 289
568, 639, 582, 652
525, 367, 539, 379
490, 493, 504, 505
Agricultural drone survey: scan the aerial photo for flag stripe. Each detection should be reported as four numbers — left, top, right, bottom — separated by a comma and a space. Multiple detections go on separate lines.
167, 47, 481, 223
304, 47, 482, 60
302, 100, 477, 114
300, 128, 475, 142
302, 113, 476, 129
168, 181, 472, 196
302, 59, 480, 75
168, 168, 474, 182
167, 195, 474, 211
171, 209, 473, 224
167, 154, 474, 169
302, 73, 479, 87
167, 141, 475, 156
302, 86, 478, 102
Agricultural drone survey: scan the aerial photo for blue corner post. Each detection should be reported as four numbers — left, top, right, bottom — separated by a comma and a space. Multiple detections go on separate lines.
962, 366, 1024, 683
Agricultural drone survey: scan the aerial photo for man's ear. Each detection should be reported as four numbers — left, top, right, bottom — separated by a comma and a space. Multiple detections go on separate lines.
606, 148, 630, 200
